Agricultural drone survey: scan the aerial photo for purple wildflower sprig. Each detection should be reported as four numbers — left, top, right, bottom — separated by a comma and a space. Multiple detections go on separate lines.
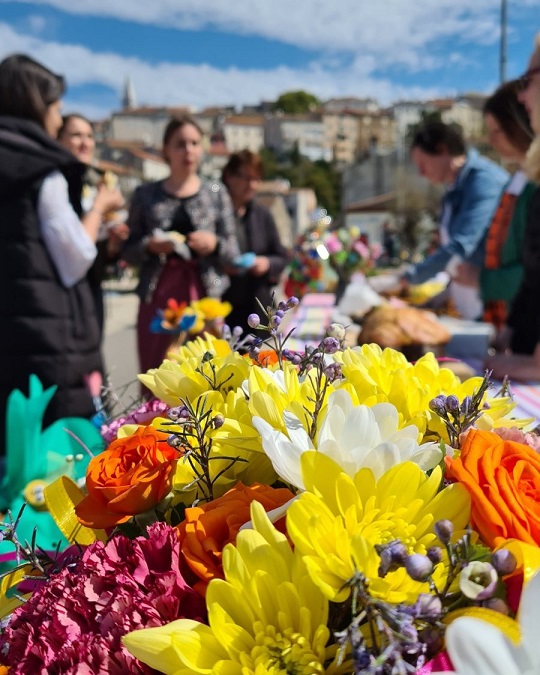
162, 398, 246, 505
333, 522, 517, 673
246, 294, 300, 368
428, 372, 492, 447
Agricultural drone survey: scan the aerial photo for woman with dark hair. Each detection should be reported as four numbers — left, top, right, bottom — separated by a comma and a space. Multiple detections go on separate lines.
221, 149, 287, 333
487, 33, 540, 380
58, 113, 129, 337
0, 54, 123, 455
122, 114, 239, 375
401, 121, 508, 319
456, 80, 535, 338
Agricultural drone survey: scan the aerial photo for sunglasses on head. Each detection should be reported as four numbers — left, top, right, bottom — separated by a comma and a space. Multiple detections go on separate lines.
518, 65, 540, 91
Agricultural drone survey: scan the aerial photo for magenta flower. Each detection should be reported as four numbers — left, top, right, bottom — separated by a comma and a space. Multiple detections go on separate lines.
100, 399, 169, 444
0, 523, 206, 674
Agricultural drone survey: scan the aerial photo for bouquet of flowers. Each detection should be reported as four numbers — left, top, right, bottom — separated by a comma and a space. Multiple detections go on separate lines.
1, 295, 540, 674
322, 227, 382, 299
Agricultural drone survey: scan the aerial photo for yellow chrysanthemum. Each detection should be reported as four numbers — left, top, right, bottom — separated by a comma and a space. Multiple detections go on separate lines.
123, 502, 350, 674
335, 345, 528, 441
247, 362, 335, 436
287, 453, 471, 604
139, 336, 250, 407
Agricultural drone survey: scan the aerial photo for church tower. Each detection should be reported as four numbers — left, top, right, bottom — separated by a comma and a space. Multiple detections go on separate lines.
122, 76, 136, 110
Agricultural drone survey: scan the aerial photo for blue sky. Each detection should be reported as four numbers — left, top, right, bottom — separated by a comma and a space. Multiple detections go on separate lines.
0, 1, 538, 120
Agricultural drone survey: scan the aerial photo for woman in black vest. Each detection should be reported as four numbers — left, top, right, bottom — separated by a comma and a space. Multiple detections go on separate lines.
0, 54, 123, 465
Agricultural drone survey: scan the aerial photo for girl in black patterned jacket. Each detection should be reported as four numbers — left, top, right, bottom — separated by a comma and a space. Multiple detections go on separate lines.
122, 114, 239, 375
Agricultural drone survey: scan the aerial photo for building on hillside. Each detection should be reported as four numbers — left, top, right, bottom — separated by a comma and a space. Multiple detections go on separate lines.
441, 94, 487, 142
222, 115, 265, 153
322, 97, 380, 113
264, 113, 331, 161
323, 108, 396, 164
200, 141, 230, 181
256, 180, 316, 243
109, 106, 194, 146
255, 193, 295, 249
391, 100, 429, 154
344, 192, 397, 245
341, 150, 399, 209
323, 111, 361, 164
240, 101, 275, 115
96, 140, 169, 183
195, 106, 236, 137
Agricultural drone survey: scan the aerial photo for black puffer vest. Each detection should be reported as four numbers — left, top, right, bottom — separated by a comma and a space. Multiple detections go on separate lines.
0, 116, 102, 454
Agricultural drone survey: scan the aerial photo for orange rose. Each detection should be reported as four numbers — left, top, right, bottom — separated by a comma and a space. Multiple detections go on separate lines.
446, 428, 540, 548
178, 482, 294, 595
76, 426, 179, 529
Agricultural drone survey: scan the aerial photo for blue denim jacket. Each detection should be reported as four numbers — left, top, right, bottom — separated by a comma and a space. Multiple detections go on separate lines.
404, 149, 509, 285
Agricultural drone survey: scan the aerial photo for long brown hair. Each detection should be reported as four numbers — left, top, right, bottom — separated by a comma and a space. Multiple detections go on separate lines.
0, 53, 65, 127
484, 80, 533, 155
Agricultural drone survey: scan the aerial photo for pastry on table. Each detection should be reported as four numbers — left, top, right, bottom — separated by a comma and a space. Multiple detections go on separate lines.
358, 305, 451, 350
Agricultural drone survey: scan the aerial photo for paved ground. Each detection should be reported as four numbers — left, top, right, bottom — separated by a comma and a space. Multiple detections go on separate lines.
102, 288, 140, 410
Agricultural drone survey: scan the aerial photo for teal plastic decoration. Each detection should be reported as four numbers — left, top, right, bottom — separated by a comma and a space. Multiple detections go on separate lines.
0, 376, 104, 568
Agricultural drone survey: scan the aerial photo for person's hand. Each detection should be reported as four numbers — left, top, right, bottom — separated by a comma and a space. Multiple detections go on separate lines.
187, 231, 218, 256
146, 236, 175, 255
106, 223, 129, 256
250, 256, 270, 276
491, 324, 513, 353
93, 183, 125, 215
397, 276, 410, 297
452, 262, 479, 288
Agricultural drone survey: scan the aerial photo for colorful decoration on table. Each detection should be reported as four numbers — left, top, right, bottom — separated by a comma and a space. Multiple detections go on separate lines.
283, 208, 333, 299
1, 296, 539, 674
284, 209, 382, 301
150, 296, 232, 347
324, 225, 382, 281
0, 375, 104, 566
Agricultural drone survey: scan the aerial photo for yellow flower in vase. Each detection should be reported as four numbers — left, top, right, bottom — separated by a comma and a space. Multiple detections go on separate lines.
286, 453, 471, 604
123, 501, 350, 673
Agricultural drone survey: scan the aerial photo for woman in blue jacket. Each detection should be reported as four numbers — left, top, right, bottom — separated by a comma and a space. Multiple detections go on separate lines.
402, 122, 508, 319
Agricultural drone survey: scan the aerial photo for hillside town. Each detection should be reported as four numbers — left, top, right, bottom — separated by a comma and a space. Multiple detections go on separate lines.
93, 79, 491, 248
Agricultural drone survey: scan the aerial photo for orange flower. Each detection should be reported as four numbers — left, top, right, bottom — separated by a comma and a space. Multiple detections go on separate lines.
76, 427, 178, 529
446, 428, 540, 548
177, 482, 294, 595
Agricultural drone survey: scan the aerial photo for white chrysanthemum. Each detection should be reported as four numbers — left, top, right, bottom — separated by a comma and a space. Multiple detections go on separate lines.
253, 388, 441, 490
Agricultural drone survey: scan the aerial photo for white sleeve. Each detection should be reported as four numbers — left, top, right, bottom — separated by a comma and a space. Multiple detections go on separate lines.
37, 171, 97, 288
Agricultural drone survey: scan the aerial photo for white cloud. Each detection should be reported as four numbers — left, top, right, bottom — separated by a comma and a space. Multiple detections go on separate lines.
26, 14, 47, 34
0, 21, 450, 117
7, 0, 519, 69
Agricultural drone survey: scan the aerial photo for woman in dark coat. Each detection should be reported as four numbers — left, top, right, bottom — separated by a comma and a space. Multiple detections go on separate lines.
221, 150, 288, 333
0, 54, 123, 460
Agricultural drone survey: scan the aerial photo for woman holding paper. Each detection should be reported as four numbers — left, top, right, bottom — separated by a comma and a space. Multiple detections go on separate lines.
122, 114, 239, 375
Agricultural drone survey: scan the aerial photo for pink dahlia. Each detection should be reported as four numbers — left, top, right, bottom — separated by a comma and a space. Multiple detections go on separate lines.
0, 522, 206, 674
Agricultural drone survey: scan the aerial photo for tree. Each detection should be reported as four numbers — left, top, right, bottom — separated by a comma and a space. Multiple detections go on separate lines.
273, 90, 321, 114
